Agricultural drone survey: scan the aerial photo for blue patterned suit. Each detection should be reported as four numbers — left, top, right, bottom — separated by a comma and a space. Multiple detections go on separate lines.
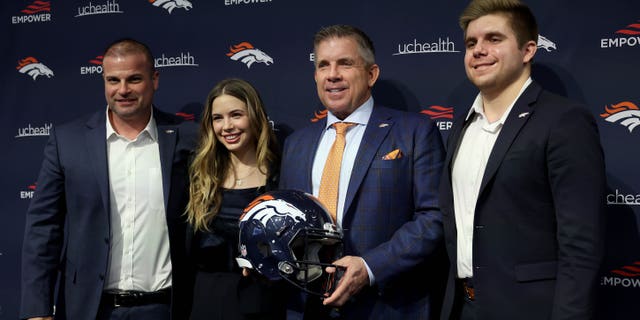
280, 105, 447, 319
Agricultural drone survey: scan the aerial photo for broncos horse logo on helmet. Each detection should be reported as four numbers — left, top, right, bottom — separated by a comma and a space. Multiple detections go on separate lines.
150, 0, 192, 14
16, 57, 54, 81
226, 42, 274, 68
237, 190, 343, 296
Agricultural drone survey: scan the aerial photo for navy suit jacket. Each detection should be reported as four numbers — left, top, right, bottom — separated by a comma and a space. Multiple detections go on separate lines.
280, 105, 447, 319
439, 82, 606, 320
20, 108, 197, 319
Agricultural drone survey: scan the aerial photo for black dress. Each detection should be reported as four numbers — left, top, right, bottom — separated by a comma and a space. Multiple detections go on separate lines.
189, 187, 287, 320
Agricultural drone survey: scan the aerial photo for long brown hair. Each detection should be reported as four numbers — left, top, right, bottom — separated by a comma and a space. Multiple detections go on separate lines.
186, 78, 279, 232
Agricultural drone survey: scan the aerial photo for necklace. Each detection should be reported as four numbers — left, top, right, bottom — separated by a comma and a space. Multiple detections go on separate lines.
234, 167, 258, 186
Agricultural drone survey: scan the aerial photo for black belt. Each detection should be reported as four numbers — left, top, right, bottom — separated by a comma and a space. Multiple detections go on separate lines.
101, 287, 171, 308
458, 278, 475, 301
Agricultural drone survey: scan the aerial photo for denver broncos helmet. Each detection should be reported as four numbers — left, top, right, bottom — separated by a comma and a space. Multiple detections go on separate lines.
236, 190, 343, 296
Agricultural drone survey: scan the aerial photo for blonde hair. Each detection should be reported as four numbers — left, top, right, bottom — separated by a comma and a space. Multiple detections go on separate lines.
186, 78, 279, 232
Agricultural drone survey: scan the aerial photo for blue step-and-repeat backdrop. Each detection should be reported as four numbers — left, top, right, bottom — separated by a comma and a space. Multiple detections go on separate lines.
2, 0, 639, 318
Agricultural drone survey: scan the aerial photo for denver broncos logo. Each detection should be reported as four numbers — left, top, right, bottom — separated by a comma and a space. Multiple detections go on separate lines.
240, 198, 307, 227
16, 57, 54, 80
150, 0, 192, 14
537, 35, 557, 52
311, 109, 328, 122
226, 42, 274, 68
600, 101, 640, 133
240, 194, 275, 221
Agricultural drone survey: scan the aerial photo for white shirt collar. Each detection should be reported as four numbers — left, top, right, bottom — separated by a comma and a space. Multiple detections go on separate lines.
325, 96, 374, 129
465, 77, 533, 124
105, 106, 158, 141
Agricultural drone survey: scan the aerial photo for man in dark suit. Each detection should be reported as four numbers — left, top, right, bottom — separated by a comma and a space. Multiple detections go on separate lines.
280, 24, 446, 319
20, 39, 197, 320
439, 1, 606, 319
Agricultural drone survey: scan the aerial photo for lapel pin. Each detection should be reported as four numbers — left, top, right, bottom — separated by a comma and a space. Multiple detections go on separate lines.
518, 112, 529, 118
165, 129, 175, 134
379, 123, 389, 128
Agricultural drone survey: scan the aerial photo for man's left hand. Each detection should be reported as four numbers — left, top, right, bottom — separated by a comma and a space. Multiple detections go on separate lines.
322, 255, 369, 307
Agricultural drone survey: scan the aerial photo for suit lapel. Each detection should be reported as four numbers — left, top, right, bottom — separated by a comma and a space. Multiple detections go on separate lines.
478, 82, 541, 195
85, 112, 110, 218
155, 110, 178, 207
444, 112, 475, 175
344, 107, 393, 214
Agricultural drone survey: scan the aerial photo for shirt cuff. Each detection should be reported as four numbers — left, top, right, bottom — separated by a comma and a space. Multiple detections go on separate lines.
361, 257, 375, 286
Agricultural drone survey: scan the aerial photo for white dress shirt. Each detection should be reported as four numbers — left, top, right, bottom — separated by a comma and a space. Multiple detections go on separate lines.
312, 96, 375, 284
452, 78, 532, 278
104, 109, 172, 292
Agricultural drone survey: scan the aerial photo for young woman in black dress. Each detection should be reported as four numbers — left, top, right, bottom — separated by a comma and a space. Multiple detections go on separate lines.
186, 78, 286, 319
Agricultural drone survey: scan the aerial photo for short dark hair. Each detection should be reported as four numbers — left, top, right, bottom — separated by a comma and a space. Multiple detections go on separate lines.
313, 24, 376, 67
103, 38, 156, 73
459, 0, 538, 47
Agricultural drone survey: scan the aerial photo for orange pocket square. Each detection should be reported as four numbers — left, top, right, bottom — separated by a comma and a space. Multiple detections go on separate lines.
382, 149, 403, 160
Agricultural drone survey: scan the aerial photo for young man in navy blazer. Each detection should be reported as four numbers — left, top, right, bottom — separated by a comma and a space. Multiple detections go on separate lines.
280, 24, 447, 319
439, 1, 606, 319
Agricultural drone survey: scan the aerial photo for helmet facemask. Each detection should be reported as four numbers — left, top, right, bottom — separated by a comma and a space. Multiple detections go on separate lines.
237, 190, 344, 297
279, 224, 343, 296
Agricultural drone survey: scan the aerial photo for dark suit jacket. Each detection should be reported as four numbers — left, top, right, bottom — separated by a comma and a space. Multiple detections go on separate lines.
280, 105, 447, 319
439, 82, 606, 320
20, 108, 197, 319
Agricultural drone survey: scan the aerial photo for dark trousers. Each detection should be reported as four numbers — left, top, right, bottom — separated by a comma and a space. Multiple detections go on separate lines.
459, 295, 477, 320
96, 303, 170, 320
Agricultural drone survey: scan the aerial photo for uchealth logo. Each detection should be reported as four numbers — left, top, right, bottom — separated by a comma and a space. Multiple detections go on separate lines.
80, 55, 103, 75
150, 0, 192, 14
601, 20, 640, 48
537, 35, 557, 52
16, 123, 53, 138
226, 42, 274, 68
12, 0, 52, 24
75, 0, 122, 18
393, 36, 459, 56
17, 57, 54, 81
20, 182, 37, 200
155, 51, 198, 68
600, 101, 640, 133
421, 105, 454, 131
607, 189, 640, 206
601, 261, 640, 288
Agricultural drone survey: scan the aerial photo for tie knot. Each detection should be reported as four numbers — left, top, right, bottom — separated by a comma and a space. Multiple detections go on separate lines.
333, 122, 355, 135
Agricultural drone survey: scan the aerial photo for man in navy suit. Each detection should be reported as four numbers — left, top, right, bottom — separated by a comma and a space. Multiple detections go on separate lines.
20, 39, 197, 320
439, 1, 606, 319
280, 24, 447, 319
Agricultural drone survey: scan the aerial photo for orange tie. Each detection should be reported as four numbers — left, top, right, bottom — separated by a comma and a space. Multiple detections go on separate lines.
318, 122, 355, 222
